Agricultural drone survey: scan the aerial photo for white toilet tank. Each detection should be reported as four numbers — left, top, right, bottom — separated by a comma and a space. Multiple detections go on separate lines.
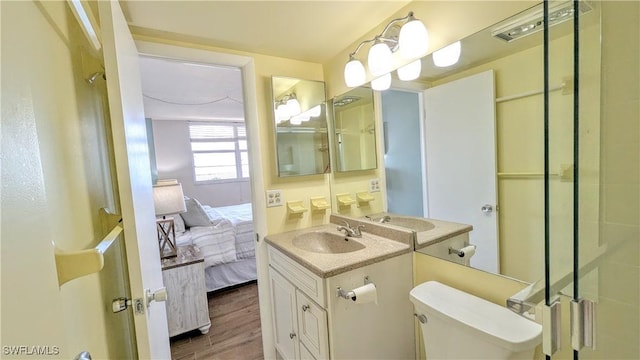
410, 281, 542, 360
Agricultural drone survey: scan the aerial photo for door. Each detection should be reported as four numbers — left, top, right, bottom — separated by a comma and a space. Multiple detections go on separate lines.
423, 70, 498, 273
381, 89, 425, 217
269, 268, 299, 360
99, 1, 170, 358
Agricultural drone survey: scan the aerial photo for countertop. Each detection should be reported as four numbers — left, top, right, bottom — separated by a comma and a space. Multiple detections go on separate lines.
264, 223, 412, 278
366, 212, 473, 250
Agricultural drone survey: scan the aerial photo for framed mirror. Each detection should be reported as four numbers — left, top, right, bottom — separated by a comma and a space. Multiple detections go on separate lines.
331, 87, 377, 172
329, 1, 602, 285
271, 76, 329, 177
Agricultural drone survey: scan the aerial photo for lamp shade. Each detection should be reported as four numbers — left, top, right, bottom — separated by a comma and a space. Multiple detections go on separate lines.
371, 73, 391, 91
433, 41, 462, 67
153, 182, 186, 216
398, 18, 429, 60
368, 42, 392, 77
344, 59, 366, 87
397, 59, 422, 81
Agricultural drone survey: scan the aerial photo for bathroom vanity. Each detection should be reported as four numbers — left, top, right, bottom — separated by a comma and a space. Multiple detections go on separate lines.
265, 220, 415, 360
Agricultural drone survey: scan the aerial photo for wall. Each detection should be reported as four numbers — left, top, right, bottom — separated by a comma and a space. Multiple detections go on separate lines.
1, 1, 127, 358
152, 119, 252, 206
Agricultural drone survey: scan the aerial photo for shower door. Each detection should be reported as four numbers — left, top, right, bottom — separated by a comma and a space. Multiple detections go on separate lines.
544, 1, 639, 359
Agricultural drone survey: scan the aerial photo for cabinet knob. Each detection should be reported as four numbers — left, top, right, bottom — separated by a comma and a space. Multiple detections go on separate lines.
289, 332, 296, 339
302, 304, 310, 312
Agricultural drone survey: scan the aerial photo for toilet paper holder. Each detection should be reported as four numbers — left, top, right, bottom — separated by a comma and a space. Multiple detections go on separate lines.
337, 276, 372, 300
448, 244, 476, 257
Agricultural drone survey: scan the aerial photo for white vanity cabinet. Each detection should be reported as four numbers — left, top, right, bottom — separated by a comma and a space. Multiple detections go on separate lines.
269, 266, 329, 360
266, 235, 414, 360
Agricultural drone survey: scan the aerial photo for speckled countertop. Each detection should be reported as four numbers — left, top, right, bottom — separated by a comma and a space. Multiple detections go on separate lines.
366, 212, 473, 250
264, 223, 412, 278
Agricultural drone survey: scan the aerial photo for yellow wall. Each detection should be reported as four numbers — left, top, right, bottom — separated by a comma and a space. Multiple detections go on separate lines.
1, 1, 125, 357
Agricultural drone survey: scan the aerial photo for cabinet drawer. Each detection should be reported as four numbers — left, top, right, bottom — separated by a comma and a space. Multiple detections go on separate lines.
268, 246, 326, 307
296, 290, 329, 360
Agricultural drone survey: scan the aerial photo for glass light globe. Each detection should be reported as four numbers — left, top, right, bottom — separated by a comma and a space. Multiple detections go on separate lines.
368, 42, 392, 77
399, 19, 429, 60
289, 115, 303, 125
433, 41, 461, 67
371, 73, 391, 91
397, 59, 422, 81
344, 59, 366, 87
286, 98, 301, 116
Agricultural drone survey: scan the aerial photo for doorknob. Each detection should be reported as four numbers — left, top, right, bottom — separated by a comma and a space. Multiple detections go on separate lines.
481, 204, 494, 213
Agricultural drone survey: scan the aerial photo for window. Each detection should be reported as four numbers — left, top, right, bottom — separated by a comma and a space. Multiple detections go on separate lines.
189, 122, 249, 182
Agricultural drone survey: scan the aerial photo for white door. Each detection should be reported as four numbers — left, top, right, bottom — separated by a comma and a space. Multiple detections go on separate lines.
423, 70, 498, 273
99, 1, 170, 358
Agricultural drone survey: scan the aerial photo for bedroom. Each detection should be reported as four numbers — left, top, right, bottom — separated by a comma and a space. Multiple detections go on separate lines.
140, 56, 260, 356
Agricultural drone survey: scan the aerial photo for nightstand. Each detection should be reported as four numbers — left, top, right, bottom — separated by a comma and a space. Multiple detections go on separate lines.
161, 245, 211, 337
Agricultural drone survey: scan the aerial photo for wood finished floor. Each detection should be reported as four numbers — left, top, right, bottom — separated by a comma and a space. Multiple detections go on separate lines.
170, 281, 264, 360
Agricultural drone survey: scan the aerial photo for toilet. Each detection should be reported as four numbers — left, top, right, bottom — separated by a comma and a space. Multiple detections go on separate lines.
410, 281, 542, 360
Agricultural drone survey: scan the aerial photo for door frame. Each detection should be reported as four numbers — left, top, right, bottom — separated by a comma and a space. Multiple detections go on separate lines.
134, 41, 272, 357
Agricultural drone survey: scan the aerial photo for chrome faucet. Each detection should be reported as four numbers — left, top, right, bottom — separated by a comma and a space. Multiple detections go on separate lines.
336, 221, 365, 238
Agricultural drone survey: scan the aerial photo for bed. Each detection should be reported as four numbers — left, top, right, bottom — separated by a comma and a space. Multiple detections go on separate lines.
174, 199, 256, 292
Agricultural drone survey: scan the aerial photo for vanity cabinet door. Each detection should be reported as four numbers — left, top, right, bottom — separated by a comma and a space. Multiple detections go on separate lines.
296, 290, 329, 360
269, 267, 299, 360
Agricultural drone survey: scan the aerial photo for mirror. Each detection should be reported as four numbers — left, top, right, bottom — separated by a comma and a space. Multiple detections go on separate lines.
331, 87, 377, 172
329, 2, 601, 284
271, 76, 329, 177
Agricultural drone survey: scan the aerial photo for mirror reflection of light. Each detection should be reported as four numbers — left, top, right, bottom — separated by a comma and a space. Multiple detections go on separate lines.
308, 105, 322, 117
286, 98, 301, 115
397, 59, 422, 81
433, 41, 462, 68
371, 73, 392, 91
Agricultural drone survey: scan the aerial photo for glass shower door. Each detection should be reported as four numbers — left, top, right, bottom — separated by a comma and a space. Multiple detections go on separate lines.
544, 1, 639, 359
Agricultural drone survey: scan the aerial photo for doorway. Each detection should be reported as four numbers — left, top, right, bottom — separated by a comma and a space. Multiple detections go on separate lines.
135, 43, 269, 358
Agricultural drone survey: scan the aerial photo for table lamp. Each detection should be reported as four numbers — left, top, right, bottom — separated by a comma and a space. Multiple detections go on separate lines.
153, 180, 187, 259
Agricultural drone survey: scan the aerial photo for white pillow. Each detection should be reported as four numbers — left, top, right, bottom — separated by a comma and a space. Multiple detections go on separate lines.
181, 197, 211, 227
173, 214, 186, 233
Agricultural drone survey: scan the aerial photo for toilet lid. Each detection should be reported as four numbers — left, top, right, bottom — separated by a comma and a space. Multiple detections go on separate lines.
410, 281, 542, 352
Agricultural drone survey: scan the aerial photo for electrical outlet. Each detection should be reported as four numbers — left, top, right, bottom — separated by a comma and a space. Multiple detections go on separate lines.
266, 190, 283, 207
369, 178, 381, 193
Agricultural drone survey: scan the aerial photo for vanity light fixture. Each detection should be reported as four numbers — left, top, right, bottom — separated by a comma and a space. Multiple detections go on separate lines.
344, 11, 429, 90
432, 41, 462, 68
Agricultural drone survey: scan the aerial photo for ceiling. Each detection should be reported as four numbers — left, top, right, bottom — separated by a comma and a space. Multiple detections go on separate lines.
129, 1, 411, 121
121, 1, 411, 63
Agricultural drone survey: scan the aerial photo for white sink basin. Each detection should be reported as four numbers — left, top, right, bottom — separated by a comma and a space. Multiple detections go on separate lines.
292, 231, 366, 254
